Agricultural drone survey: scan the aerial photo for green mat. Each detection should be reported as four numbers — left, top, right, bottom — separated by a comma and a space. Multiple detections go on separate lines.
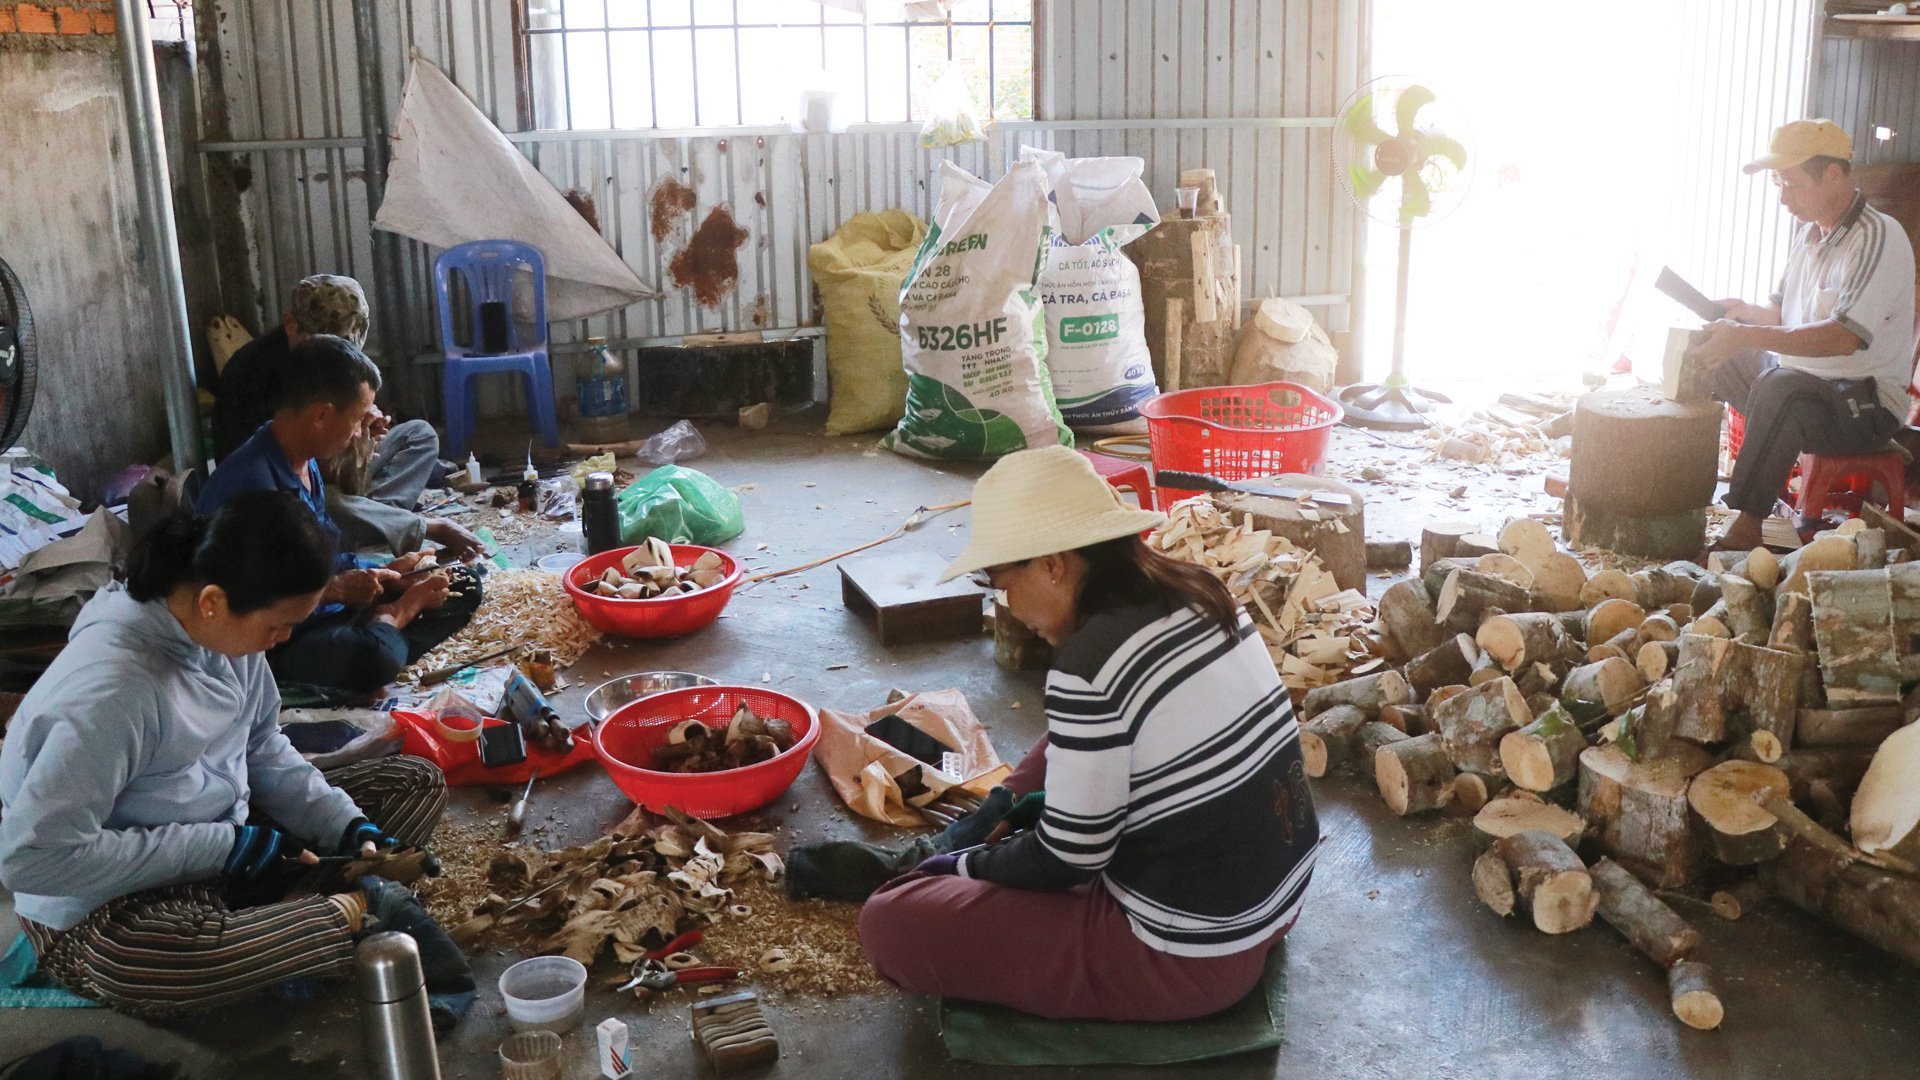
939, 947, 1286, 1067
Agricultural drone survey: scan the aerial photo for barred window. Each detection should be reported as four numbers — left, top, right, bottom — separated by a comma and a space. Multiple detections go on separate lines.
523, 0, 1034, 130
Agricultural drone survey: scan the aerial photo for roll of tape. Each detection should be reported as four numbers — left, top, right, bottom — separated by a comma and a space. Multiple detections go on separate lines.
436, 713, 483, 743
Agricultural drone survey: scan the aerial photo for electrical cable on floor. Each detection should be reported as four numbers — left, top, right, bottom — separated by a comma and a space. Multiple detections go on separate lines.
742, 499, 972, 585
1337, 421, 1427, 451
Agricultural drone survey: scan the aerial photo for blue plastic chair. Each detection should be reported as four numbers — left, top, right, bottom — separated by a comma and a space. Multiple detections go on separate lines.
434, 240, 560, 457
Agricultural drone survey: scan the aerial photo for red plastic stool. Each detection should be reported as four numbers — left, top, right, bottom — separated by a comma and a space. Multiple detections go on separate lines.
1080, 450, 1156, 511
1794, 450, 1906, 523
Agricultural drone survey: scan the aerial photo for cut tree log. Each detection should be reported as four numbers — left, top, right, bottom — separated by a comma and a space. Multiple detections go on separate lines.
1561, 657, 1644, 717
1420, 523, 1480, 572
1634, 563, 1713, 609
1499, 518, 1557, 568
1375, 733, 1457, 816
1564, 497, 1708, 562
1640, 613, 1682, 642
1717, 574, 1773, 644
1420, 557, 1478, 605
1849, 723, 1920, 868
1529, 553, 1588, 612
1779, 534, 1857, 594
1568, 386, 1722, 516
1474, 830, 1599, 934
1476, 612, 1576, 672
1668, 962, 1725, 1030
1582, 568, 1640, 607
1217, 474, 1366, 592
1436, 568, 1533, 634
1474, 552, 1536, 589
1500, 706, 1591, 792
1690, 575, 1723, 614
1771, 747, 1876, 807
1406, 634, 1476, 699
1474, 792, 1585, 844
1379, 703, 1429, 737
1758, 805, 1920, 968
1376, 578, 1448, 661
1795, 706, 1903, 747
1745, 547, 1780, 590
1687, 760, 1793, 865
1578, 742, 1713, 888
1471, 848, 1518, 918
1856, 527, 1888, 570
1458, 533, 1501, 559
1669, 634, 1803, 747
1301, 668, 1411, 719
1809, 569, 1902, 707
1590, 857, 1702, 968
1301, 706, 1371, 778
1365, 540, 1413, 570
1430, 677, 1533, 777
1451, 772, 1508, 814
1766, 589, 1825, 709
1638, 639, 1680, 682
1355, 721, 1411, 765
1709, 878, 1770, 921
1587, 599, 1647, 651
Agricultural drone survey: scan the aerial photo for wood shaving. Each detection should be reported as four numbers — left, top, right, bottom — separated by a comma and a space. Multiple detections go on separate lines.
696, 878, 889, 998
414, 818, 498, 927
401, 569, 600, 682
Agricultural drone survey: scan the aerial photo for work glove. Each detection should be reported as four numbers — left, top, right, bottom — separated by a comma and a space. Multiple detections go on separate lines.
914, 852, 962, 877
225, 824, 293, 879
338, 817, 399, 856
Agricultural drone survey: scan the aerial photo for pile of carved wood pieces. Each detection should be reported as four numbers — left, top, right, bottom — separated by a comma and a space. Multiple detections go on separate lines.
450, 806, 784, 968
1150, 497, 1379, 691
1303, 513, 1920, 1030
1421, 392, 1577, 474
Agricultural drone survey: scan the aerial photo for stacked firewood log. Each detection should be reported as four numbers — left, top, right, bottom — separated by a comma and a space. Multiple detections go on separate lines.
1303, 514, 1920, 1029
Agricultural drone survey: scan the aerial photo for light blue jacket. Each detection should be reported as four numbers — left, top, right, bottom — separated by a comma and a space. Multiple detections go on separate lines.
0, 584, 363, 930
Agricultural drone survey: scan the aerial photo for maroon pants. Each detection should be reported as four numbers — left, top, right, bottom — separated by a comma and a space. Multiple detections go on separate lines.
859, 738, 1291, 1021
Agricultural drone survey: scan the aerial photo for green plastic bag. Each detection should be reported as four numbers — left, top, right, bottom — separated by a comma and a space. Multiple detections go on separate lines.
616, 466, 744, 547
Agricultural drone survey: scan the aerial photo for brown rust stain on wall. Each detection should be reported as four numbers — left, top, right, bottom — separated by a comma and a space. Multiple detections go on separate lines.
650, 179, 697, 243
669, 205, 749, 308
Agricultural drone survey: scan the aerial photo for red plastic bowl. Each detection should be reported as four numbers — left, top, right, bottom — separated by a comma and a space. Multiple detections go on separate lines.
562, 544, 742, 638
592, 685, 820, 817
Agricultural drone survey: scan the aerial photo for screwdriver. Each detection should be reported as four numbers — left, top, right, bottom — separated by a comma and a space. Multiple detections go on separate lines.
506, 770, 539, 836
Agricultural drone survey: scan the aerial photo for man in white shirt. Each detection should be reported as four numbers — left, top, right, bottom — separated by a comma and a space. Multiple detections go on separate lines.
1693, 119, 1916, 550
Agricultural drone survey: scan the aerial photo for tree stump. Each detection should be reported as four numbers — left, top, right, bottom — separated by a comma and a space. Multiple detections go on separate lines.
1375, 733, 1456, 816
1688, 760, 1793, 865
1590, 857, 1702, 968
1578, 743, 1712, 888
1565, 387, 1721, 559
1217, 473, 1366, 592
1431, 677, 1532, 777
1473, 830, 1598, 934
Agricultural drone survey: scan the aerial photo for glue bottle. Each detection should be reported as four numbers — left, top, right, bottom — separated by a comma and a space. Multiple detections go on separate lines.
517, 455, 538, 514
464, 453, 482, 487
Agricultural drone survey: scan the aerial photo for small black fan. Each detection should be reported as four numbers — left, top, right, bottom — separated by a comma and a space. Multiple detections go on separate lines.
0, 255, 37, 452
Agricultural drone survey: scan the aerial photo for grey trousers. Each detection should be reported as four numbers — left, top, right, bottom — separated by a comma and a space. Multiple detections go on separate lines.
1712, 351, 1900, 516
328, 419, 440, 554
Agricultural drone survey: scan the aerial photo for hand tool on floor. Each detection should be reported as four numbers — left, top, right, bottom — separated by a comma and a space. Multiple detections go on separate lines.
614, 931, 739, 995
505, 770, 538, 837
501, 670, 574, 752
416, 640, 526, 687
1153, 471, 1355, 505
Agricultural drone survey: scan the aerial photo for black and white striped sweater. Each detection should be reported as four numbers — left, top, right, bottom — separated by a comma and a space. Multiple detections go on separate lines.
957, 602, 1319, 957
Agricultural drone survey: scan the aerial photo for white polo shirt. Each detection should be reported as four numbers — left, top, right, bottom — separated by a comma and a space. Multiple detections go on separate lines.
1770, 192, 1916, 417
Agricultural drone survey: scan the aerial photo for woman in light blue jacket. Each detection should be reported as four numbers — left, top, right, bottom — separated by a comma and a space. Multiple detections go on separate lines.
0, 491, 467, 1020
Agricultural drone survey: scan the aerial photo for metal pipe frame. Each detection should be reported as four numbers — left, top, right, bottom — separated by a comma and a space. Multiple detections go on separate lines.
114, 0, 203, 470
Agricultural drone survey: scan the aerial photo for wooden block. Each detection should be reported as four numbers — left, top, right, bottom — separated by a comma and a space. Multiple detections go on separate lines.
840, 550, 985, 646
690, 990, 779, 1072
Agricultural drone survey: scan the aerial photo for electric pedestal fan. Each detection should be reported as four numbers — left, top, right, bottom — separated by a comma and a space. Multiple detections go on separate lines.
1333, 78, 1473, 429
0, 255, 34, 451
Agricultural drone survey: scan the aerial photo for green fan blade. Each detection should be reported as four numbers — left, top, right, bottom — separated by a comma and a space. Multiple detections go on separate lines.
1348, 162, 1387, 201
1341, 94, 1392, 146
1395, 83, 1436, 139
1400, 174, 1431, 225
1419, 131, 1468, 171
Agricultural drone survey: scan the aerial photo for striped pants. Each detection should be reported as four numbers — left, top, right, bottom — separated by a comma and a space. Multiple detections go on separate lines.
18, 756, 446, 1018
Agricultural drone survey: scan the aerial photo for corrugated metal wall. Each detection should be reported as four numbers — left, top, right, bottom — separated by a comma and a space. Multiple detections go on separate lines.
1663, 0, 1821, 303
195, 0, 1362, 417
1815, 36, 1920, 166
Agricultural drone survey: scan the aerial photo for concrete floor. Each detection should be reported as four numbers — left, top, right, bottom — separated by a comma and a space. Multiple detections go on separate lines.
4, 411, 1919, 1078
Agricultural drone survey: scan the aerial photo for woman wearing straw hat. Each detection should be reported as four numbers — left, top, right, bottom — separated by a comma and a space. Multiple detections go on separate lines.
859, 445, 1319, 1021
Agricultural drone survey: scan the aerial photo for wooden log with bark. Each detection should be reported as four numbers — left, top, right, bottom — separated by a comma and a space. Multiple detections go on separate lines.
1590, 857, 1702, 968
1375, 733, 1457, 816
1585, 598, 1646, 652
1529, 553, 1588, 613
1436, 568, 1532, 633
1476, 612, 1576, 672
1669, 634, 1803, 747
1301, 668, 1411, 719
1499, 705, 1590, 792
1638, 639, 1680, 682
1770, 747, 1876, 808
1795, 706, 1904, 747
1420, 523, 1480, 572
1758, 805, 1920, 968
1430, 677, 1532, 777
1767, 589, 1826, 709
1379, 702, 1429, 737
1300, 705, 1371, 778
1472, 830, 1598, 934
1667, 962, 1725, 1030
1564, 498, 1709, 562
1581, 568, 1638, 607
1717, 574, 1773, 644
1578, 742, 1713, 888
1405, 634, 1476, 699
1808, 569, 1901, 707
1708, 879, 1770, 921
1560, 657, 1644, 717
1376, 578, 1447, 661
1473, 791, 1585, 844
1687, 760, 1793, 865
1451, 772, 1508, 814
1779, 534, 1856, 594
1365, 540, 1413, 571
1474, 552, 1535, 590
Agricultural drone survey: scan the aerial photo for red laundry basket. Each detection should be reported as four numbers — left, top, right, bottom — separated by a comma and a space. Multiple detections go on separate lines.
1138, 382, 1344, 504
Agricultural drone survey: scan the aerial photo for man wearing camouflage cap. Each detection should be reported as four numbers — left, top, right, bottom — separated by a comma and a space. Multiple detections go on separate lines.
212, 274, 482, 561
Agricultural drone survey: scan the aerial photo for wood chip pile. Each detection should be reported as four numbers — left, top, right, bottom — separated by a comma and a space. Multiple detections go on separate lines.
1421, 391, 1576, 474
401, 569, 601, 682
1303, 513, 1920, 1029
1150, 497, 1378, 691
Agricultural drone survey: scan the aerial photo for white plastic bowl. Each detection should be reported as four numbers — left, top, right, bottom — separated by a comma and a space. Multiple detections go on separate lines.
498, 955, 587, 1033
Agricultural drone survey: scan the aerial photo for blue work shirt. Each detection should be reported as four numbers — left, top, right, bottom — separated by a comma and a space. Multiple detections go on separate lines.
195, 423, 371, 617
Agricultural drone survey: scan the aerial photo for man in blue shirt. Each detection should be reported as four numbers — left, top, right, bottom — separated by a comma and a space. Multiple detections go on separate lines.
197, 336, 479, 693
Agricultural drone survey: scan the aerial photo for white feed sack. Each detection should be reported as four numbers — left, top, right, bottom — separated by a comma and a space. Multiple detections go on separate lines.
883, 160, 1072, 460
1021, 147, 1161, 434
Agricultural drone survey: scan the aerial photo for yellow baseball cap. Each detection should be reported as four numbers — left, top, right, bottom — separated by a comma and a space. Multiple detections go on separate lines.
1743, 119, 1852, 175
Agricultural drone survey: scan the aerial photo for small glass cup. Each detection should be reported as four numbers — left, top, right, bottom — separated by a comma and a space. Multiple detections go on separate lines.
1176, 185, 1201, 218
498, 1030, 562, 1080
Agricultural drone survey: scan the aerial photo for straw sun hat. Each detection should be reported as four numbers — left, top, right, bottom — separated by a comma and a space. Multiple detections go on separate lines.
939, 446, 1168, 583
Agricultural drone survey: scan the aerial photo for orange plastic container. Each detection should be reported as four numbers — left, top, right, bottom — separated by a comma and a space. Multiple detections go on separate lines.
562, 544, 741, 638
1138, 381, 1343, 504
592, 685, 820, 817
